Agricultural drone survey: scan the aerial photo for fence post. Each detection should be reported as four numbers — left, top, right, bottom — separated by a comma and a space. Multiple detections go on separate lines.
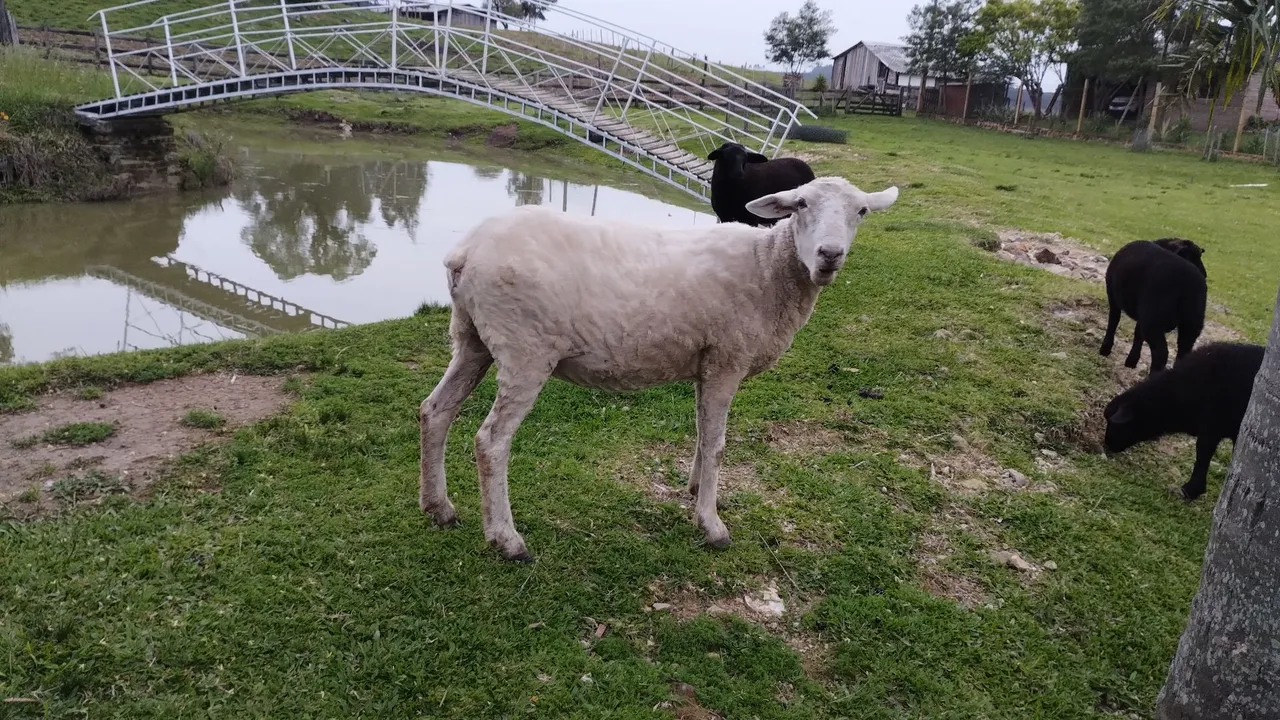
1013, 84, 1023, 126
1075, 77, 1089, 135
229, 0, 246, 77
280, 0, 295, 70
962, 72, 972, 121
480, 1, 491, 76
1232, 85, 1250, 153
1147, 81, 1161, 137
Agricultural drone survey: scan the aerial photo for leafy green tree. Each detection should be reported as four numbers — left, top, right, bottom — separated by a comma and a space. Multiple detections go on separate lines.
1073, 0, 1162, 83
971, 0, 1080, 117
1161, 0, 1280, 121
905, 0, 981, 109
764, 1, 837, 78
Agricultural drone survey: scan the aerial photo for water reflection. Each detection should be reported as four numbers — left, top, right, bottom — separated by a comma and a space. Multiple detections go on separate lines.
0, 133, 714, 365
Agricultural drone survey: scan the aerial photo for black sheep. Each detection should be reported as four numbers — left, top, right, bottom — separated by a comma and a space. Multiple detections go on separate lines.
707, 142, 815, 226
1100, 237, 1208, 373
1103, 341, 1264, 500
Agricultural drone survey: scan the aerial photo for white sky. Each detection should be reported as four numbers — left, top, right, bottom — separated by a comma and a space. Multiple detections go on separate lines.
541, 0, 914, 69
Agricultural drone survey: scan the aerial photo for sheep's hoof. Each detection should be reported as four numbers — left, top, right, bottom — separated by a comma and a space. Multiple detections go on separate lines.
1123, 358, 1140, 369
704, 535, 732, 550
1099, 345, 1112, 357
501, 546, 535, 563
423, 502, 459, 528
1176, 485, 1205, 502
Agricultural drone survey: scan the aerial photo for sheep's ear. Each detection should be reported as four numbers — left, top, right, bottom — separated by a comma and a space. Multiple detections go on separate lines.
1108, 403, 1135, 425
866, 186, 900, 213
746, 190, 804, 218
707, 148, 723, 161
746, 152, 770, 164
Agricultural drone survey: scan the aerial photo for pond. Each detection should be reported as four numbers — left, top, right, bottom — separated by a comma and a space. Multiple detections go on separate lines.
0, 122, 715, 366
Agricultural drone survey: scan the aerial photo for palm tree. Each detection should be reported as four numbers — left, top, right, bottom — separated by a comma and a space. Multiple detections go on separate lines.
1159, 0, 1280, 148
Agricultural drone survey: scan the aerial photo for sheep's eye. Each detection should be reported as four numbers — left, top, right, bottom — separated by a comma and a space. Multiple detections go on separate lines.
796, 197, 808, 209
858, 207, 868, 217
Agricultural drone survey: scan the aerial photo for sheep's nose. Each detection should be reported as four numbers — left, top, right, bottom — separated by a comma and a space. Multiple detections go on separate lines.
816, 245, 844, 263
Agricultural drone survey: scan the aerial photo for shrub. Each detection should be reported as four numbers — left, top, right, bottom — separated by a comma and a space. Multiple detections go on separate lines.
178, 130, 236, 190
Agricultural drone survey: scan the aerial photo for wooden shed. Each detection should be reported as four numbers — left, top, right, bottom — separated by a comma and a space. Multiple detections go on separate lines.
830, 41, 936, 97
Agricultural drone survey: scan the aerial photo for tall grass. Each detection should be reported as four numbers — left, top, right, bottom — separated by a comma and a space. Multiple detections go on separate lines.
0, 47, 115, 130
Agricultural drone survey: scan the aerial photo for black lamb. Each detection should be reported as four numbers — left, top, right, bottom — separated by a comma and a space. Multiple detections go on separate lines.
1100, 237, 1208, 373
707, 142, 815, 226
1103, 341, 1264, 500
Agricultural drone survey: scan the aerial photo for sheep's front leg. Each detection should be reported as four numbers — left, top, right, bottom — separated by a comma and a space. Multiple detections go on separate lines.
1180, 435, 1220, 501
692, 373, 744, 549
420, 336, 492, 526
1146, 329, 1169, 374
474, 364, 551, 562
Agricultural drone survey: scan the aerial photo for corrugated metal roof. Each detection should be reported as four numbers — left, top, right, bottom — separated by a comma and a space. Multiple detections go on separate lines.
863, 42, 910, 74
832, 41, 911, 75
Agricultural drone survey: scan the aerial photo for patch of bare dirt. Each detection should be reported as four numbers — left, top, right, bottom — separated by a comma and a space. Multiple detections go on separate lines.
993, 229, 1111, 282
913, 505, 992, 609
485, 123, 519, 148
0, 372, 292, 513
764, 420, 846, 456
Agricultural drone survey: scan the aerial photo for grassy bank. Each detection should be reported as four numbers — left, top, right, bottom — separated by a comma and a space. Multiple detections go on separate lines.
0, 48, 234, 203
4, 104, 1278, 717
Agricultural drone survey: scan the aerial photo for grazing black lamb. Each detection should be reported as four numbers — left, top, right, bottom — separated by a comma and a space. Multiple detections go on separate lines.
1100, 237, 1208, 373
1103, 341, 1264, 500
707, 142, 815, 226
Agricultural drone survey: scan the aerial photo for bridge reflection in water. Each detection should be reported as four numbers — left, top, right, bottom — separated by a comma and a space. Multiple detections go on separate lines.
0, 140, 713, 366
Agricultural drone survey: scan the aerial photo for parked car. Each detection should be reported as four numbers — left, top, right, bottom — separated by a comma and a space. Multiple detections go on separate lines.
1109, 94, 1139, 120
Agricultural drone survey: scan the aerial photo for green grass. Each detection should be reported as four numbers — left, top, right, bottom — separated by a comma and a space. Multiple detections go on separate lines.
50, 470, 130, 504
1, 110, 1276, 717
181, 408, 226, 430
38, 421, 117, 446
75, 385, 104, 401
0, 47, 115, 127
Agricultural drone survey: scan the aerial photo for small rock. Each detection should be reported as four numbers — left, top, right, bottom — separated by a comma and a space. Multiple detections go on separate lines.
1084, 328, 1101, 339
1001, 469, 1030, 489
537, 672, 552, 682
990, 550, 1036, 572
671, 681, 698, 700
951, 434, 971, 451
651, 602, 673, 612
43, 480, 54, 491
743, 583, 786, 618
1049, 352, 1069, 359
933, 328, 954, 339
1033, 432, 1045, 443
858, 387, 885, 400
1035, 248, 1060, 264
1040, 449, 1059, 459
1043, 560, 1059, 571
580, 673, 594, 685
706, 604, 729, 616
958, 478, 988, 491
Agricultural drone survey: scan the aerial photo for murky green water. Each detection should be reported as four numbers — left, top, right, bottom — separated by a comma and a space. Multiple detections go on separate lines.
0, 122, 713, 365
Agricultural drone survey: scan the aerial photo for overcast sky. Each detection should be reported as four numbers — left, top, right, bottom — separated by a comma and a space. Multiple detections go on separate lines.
541, 0, 915, 69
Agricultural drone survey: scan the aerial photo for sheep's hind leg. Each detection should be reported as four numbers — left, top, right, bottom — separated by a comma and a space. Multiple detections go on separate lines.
1124, 326, 1145, 369
1100, 290, 1121, 356
1179, 435, 1220, 501
1146, 329, 1169, 373
420, 330, 492, 527
692, 372, 745, 550
474, 361, 552, 562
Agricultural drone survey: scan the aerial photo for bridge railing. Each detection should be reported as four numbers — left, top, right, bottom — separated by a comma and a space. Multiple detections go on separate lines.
90, 0, 812, 161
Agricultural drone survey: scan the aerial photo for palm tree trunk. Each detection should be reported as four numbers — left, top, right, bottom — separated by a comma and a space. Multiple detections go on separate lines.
1154, 283, 1280, 720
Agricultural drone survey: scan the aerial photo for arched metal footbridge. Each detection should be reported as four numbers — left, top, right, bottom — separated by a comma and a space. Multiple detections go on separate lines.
75, 0, 813, 201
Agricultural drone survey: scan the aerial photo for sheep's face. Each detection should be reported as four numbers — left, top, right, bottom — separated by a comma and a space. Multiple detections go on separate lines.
707, 142, 769, 178
746, 177, 899, 285
1102, 393, 1162, 454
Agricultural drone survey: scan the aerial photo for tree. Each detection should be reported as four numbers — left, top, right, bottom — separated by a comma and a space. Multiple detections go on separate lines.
1073, 0, 1162, 83
764, 1, 837, 78
971, 0, 1080, 118
1161, 0, 1280, 143
485, 0, 559, 27
1154, 283, 1280, 720
905, 0, 981, 110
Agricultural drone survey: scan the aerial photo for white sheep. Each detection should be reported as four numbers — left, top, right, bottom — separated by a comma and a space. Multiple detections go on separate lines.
418, 176, 900, 561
